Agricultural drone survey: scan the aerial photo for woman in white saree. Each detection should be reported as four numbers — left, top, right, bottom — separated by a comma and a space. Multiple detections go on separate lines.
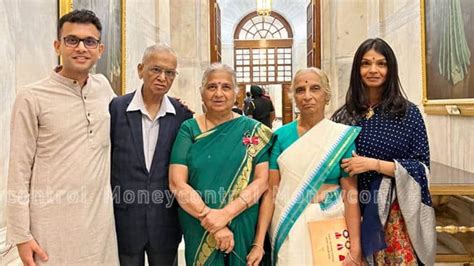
247, 68, 363, 266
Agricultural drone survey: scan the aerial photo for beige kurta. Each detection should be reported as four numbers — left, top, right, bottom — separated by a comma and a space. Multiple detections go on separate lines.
7, 71, 119, 265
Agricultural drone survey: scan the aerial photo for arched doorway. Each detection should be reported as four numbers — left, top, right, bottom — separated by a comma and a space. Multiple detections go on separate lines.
233, 11, 294, 126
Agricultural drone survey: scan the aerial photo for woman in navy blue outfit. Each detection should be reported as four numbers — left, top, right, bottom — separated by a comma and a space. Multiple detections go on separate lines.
332, 38, 436, 265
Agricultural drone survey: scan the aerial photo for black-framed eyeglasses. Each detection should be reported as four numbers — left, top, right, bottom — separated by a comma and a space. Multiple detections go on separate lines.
63, 35, 101, 49
147, 66, 178, 79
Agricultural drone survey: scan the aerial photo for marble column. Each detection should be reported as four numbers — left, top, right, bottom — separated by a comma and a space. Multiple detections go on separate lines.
157, 0, 171, 45
125, 0, 158, 93
0, 0, 57, 263
168, 0, 211, 114
321, 0, 368, 115
0, 0, 57, 232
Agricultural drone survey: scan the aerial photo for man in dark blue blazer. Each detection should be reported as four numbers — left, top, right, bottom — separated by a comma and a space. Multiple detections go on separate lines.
109, 44, 193, 266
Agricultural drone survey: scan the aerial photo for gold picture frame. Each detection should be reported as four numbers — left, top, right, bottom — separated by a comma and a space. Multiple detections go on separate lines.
420, 0, 474, 116
58, 0, 126, 95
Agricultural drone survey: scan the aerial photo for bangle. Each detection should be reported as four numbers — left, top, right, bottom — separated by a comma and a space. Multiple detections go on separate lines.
198, 205, 210, 219
252, 243, 265, 255
198, 204, 207, 214
239, 195, 250, 209
376, 159, 381, 173
348, 252, 361, 265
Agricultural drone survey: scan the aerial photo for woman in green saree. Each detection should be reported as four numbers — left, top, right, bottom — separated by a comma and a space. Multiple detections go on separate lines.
169, 63, 273, 265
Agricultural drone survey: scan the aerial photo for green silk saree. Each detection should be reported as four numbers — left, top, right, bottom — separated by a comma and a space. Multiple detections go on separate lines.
170, 116, 273, 265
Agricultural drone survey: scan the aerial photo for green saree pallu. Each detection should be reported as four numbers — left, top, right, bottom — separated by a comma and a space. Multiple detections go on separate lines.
170, 116, 273, 266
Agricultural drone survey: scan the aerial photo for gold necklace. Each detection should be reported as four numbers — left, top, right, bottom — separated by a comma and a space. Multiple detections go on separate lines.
365, 103, 380, 119
365, 107, 375, 119
204, 112, 234, 131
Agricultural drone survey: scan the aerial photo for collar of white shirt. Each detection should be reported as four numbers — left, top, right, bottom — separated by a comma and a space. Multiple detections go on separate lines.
126, 86, 176, 121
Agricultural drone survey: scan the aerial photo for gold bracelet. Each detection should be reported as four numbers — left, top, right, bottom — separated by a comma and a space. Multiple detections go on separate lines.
348, 252, 361, 265
252, 243, 265, 255
239, 195, 250, 209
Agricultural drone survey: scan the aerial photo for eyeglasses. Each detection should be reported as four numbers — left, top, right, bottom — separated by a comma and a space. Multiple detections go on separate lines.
147, 66, 178, 79
63, 36, 101, 49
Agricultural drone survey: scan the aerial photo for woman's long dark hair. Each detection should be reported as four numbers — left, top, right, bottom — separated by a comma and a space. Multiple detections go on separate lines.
333, 38, 407, 123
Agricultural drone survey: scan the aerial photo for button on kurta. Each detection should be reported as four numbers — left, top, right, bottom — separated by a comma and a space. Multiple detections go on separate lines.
7, 71, 119, 265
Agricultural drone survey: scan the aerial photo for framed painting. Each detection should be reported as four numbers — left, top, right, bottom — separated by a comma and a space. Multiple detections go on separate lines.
58, 0, 126, 95
421, 0, 474, 116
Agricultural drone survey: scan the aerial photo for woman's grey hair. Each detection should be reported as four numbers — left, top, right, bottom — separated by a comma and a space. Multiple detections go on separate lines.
141, 43, 177, 63
200, 63, 239, 94
290, 67, 331, 100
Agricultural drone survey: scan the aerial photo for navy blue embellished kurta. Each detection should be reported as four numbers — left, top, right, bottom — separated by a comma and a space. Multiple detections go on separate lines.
334, 102, 436, 265
356, 103, 432, 208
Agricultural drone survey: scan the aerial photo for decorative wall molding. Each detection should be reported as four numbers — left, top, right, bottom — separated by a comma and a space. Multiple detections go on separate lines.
368, 1, 419, 37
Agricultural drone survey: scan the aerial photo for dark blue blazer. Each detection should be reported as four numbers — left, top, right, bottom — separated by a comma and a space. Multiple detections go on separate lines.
109, 91, 193, 254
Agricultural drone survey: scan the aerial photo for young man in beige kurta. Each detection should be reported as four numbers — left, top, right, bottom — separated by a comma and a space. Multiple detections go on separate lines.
7, 10, 119, 265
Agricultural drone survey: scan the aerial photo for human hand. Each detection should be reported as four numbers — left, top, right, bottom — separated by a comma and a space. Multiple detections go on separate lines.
213, 227, 234, 254
246, 243, 265, 266
17, 239, 48, 266
341, 152, 378, 176
342, 250, 363, 266
200, 208, 232, 234
175, 97, 195, 114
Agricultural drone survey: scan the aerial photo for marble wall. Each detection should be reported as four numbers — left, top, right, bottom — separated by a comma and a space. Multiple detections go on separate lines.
125, 0, 211, 113
0, 0, 58, 231
167, 0, 211, 114
125, 0, 158, 93
321, 0, 368, 115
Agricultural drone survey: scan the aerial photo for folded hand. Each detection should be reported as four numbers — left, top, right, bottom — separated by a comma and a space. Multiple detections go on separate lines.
213, 227, 234, 254
200, 208, 232, 234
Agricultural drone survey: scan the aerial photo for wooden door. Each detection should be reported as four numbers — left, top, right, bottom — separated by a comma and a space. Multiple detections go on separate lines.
210, 0, 222, 63
306, 0, 321, 67
282, 83, 293, 124
237, 84, 246, 108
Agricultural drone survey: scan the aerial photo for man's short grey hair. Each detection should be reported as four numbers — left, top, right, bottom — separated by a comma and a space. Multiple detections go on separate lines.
290, 67, 331, 100
141, 43, 177, 63
200, 63, 239, 94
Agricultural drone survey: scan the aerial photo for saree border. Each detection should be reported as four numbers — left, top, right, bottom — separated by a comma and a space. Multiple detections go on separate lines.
193, 123, 272, 265
272, 126, 360, 263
